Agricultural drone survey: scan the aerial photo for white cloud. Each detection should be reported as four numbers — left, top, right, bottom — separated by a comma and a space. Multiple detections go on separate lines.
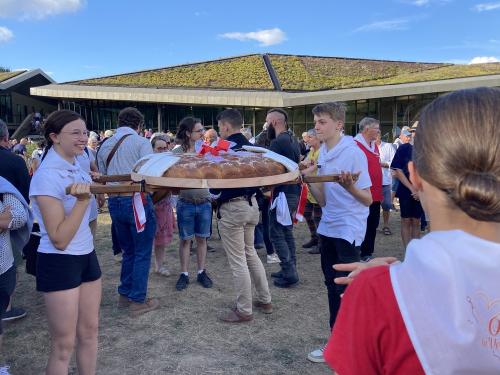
468, 56, 500, 64
410, 0, 430, 5
354, 19, 409, 32
0, 0, 85, 20
0, 26, 13, 42
473, 2, 500, 11
220, 28, 286, 46
401, 0, 451, 6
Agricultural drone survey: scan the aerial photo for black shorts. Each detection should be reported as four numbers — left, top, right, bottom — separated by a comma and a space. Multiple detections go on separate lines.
0, 265, 16, 334
36, 250, 101, 293
399, 196, 423, 219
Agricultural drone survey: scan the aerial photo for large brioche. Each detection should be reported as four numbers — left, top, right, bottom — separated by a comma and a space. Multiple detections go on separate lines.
163, 152, 286, 179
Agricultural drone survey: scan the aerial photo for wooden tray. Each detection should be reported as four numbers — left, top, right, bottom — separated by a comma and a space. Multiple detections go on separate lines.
67, 173, 359, 195
130, 170, 301, 189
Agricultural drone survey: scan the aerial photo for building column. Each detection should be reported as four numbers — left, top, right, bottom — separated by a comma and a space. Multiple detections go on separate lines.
252, 108, 256, 138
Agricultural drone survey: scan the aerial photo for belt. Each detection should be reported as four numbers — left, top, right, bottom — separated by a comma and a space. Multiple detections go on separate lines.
220, 194, 256, 205
216, 194, 255, 219
108, 193, 135, 197
226, 196, 251, 203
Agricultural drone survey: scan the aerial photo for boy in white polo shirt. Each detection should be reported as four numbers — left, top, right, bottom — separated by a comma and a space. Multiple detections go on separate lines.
302, 102, 372, 363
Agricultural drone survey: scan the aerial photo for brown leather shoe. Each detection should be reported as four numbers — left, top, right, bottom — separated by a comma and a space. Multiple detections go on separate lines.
218, 308, 253, 323
129, 298, 160, 318
253, 301, 273, 314
117, 294, 130, 309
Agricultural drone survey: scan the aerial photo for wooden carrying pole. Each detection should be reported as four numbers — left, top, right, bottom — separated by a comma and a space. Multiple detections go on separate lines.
66, 173, 359, 195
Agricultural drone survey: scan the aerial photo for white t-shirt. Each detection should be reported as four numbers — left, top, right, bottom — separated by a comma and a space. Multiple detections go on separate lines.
391, 230, 500, 374
378, 141, 396, 186
30, 148, 93, 255
317, 136, 371, 246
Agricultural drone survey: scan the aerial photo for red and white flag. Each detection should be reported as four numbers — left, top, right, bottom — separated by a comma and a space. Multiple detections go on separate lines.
132, 192, 146, 233
294, 183, 309, 223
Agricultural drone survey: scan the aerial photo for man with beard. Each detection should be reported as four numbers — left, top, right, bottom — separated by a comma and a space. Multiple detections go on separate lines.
266, 108, 301, 288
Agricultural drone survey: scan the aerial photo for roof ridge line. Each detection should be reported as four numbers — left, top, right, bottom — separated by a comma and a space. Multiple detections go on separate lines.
262, 54, 281, 91
267, 53, 445, 66
65, 53, 262, 84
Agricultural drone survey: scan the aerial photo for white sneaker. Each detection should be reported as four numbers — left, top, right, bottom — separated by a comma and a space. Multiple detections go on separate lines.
0, 365, 11, 375
307, 346, 325, 363
266, 253, 280, 264
155, 265, 171, 277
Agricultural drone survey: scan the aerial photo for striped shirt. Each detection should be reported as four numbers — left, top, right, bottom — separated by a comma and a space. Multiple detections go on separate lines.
96, 126, 153, 180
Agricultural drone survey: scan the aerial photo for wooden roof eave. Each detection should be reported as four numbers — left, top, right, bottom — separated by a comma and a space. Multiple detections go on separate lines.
281, 74, 500, 106
30, 84, 285, 108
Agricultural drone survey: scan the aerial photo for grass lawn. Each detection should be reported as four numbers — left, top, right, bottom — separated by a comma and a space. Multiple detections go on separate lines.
5, 210, 405, 374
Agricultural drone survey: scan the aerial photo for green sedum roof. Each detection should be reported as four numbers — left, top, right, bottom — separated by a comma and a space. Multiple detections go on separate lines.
75, 55, 274, 90
269, 54, 448, 90
69, 54, 500, 92
0, 70, 25, 83
357, 62, 500, 87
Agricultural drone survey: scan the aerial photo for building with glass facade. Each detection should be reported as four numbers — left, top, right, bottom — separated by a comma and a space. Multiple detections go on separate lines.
1, 69, 57, 134
30, 54, 500, 140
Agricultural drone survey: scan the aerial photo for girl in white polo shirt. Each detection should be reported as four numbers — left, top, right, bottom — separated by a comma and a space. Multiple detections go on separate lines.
30, 110, 101, 375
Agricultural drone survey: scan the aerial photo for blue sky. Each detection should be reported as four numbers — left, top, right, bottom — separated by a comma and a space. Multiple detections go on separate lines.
0, 0, 498, 82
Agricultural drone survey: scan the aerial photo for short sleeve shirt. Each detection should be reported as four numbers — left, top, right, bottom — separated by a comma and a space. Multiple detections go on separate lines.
30, 148, 93, 255
325, 266, 424, 375
317, 138, 371, 246
391, 143, 413, 199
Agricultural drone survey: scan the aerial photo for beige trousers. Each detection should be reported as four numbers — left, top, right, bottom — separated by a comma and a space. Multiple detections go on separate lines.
217, 198, 271, 315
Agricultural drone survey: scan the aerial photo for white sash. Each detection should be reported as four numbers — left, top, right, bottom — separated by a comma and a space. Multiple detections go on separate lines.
390, 230, 500, 374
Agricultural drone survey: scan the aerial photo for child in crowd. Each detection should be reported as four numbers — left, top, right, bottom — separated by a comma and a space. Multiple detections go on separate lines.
30, 110, 101, 374
150, 134, 175, 276
302, 102, 372, 363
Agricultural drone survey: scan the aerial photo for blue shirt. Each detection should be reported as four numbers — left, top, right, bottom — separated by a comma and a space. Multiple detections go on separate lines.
391, 143, 413, 200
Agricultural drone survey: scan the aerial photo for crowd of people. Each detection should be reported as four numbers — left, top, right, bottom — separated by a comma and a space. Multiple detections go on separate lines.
0, 86, 498, 374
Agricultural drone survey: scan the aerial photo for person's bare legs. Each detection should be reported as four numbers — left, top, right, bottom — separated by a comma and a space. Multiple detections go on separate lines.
195, 236, 207, 271
75, 278, 101, 375
401, 218, 413, 249
401, 218, 421, 248
383, 210, 390, 228
179, 239, 191, 273
44, 287, 80, 375
410, 218, 421, 241
154, 245, 166, 272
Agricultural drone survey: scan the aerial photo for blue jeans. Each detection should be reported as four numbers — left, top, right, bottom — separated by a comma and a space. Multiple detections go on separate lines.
254, 198, 273, 255
108, 195, 156, 303
269, 192, 298, 281
176, 199, 212, 240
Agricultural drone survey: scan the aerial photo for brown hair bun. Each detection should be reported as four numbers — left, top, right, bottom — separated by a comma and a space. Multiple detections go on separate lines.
414, 87, 500, 222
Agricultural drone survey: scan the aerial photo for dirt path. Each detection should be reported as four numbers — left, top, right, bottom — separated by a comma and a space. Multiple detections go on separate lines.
6, 211, 405, 374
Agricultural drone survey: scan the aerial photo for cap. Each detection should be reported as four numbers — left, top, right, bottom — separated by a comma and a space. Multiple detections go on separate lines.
401, 129, 412, 136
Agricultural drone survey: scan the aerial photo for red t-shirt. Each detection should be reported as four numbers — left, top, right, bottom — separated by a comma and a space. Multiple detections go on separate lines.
355, 141, 383, 202
324, 266, 425, 375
